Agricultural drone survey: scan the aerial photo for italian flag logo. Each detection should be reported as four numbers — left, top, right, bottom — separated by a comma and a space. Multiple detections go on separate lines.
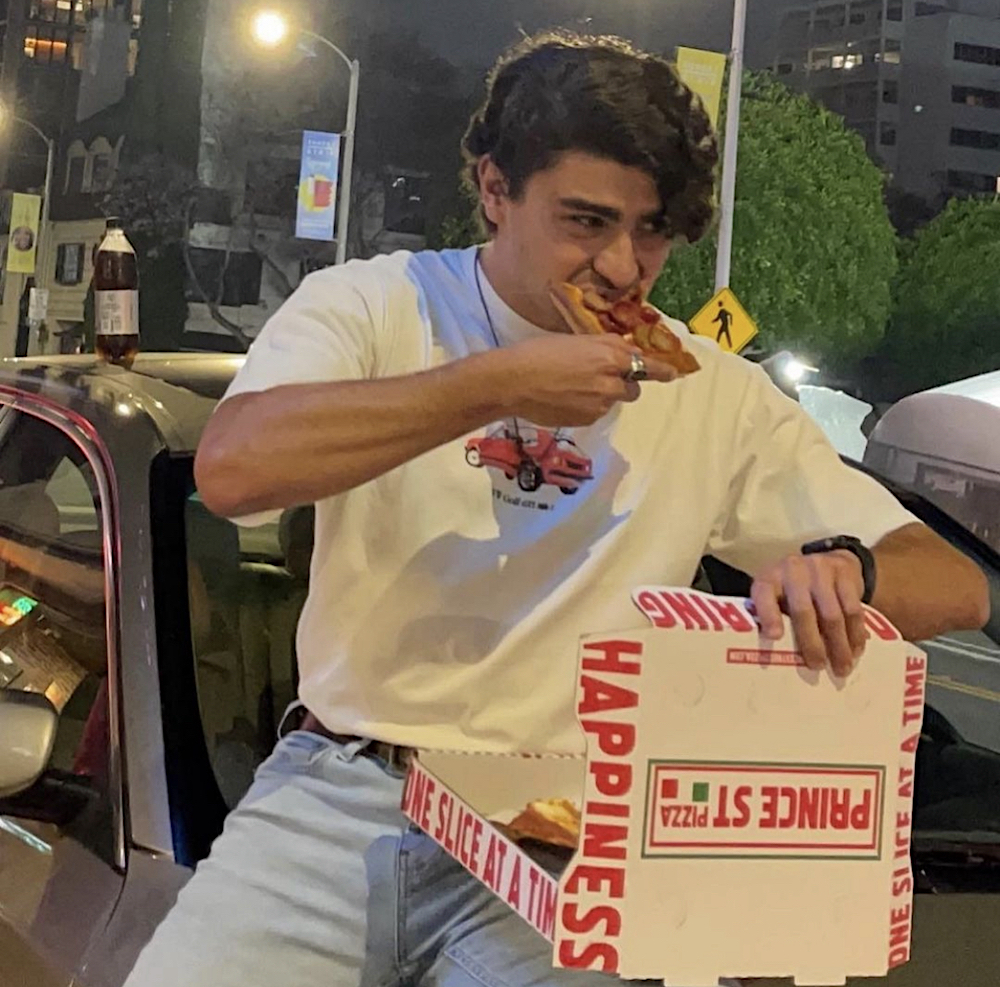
661, 777, 711, 803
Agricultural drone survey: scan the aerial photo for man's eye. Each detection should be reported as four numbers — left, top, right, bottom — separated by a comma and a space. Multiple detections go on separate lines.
569, 214, 605, 230
638, 221, 669, 238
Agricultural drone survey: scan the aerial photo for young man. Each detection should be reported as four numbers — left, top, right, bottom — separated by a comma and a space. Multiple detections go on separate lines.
126, 31, 988, 987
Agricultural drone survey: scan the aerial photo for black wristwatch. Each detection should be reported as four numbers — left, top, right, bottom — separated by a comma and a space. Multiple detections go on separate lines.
801, 535, 877, 605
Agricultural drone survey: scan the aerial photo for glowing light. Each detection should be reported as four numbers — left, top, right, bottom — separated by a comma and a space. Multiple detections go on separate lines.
252, 11, 289, 47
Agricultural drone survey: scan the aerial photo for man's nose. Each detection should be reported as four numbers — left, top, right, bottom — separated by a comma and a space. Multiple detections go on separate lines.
592, 231, 641, 291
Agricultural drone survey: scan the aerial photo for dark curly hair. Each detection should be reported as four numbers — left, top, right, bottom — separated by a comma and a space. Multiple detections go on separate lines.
463, 31, 719, 243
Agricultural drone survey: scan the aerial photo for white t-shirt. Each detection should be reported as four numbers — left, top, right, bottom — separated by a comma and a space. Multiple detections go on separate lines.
224, 247, 918, 755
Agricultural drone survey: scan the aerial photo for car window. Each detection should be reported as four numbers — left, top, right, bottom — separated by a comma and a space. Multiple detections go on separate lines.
0, 407, 113, 857
184, 491, 310, 808
866, 443, 1000, 556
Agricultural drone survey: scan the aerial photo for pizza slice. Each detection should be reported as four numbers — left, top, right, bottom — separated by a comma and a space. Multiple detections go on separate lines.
549, 282, 701, 376
496, 797, 582, 850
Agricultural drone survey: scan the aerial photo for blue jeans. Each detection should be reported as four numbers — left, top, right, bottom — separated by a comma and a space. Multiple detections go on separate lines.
124, 731, 738, 987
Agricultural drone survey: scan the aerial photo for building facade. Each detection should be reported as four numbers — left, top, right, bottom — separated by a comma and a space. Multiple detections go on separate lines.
0, 0, 142, 356
770, 0, 1000, 200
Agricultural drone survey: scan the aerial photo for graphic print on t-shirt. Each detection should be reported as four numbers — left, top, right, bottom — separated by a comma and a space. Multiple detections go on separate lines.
465, 421, 593, 503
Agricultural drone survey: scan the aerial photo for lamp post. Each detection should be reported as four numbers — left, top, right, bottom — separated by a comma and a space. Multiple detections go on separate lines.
0, 103, 55, 350
252, 12, 360, 266
714, 0, 748, 292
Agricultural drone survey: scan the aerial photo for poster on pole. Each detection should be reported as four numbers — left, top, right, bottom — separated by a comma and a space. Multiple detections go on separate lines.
296, 130, 341, 241
676, 47, 728, 129
6, 194, 41, 275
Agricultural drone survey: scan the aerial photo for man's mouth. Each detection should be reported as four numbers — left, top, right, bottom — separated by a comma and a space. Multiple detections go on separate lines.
569, 283, 644, 310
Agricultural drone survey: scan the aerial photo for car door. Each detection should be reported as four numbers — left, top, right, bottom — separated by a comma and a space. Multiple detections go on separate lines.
711, 476, 1000, 986
0, 402, 126, 987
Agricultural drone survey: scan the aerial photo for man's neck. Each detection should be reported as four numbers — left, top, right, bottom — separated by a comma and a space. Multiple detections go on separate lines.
477, 242, 567, 334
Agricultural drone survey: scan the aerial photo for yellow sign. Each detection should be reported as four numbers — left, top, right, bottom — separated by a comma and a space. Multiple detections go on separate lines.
689, 288, 759, 354
675, 47, 728, 129
6, 193, 41, 275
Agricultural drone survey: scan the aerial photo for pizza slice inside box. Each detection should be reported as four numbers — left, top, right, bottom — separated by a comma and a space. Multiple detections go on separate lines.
401, 588, 927, 987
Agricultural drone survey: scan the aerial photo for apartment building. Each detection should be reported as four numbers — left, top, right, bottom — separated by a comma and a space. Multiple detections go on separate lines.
770, 0, 1000, 199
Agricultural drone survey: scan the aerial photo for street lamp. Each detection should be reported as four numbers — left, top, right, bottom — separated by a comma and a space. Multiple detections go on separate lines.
715, 0, 748, 292
251, 11, 288, 47
0, 101, 55, 323
251, 10, 359, 266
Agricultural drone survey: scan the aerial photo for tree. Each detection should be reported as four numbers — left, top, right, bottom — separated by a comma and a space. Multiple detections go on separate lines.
650, 73, 898, 368
875, 196, 1000, 398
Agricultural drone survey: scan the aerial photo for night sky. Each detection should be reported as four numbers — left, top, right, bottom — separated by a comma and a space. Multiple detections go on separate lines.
333, 0, 785, 75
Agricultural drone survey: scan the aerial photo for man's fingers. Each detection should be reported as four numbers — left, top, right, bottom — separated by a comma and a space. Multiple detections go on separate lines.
639, 353, 681, 383
782, 557, 827, 670
622, 380, 641, 403
835, 569, 869, 659
809, 562, 855, 677
750, 578, 784, 640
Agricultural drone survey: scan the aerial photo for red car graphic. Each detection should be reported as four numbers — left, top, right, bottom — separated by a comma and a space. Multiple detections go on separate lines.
465, 425, 593, 494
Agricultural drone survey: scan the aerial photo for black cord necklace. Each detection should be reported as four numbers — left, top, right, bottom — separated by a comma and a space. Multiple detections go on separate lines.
474, 248, 529, 442
473, 248, 504, 351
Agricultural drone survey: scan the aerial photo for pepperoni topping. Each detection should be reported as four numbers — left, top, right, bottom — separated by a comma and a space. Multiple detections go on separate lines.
596, 311, 629, 335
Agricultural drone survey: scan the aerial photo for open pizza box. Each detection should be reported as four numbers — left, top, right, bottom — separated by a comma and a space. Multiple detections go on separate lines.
401, 587, 928, 986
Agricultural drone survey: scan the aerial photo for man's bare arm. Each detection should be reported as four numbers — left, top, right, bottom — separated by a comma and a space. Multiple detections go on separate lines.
752, 522, 989, 675
870, 522, 990, 642
194, 334, 647, 519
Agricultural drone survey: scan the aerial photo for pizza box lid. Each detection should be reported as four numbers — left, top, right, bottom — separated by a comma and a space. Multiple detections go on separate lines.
402, 588, 926, 986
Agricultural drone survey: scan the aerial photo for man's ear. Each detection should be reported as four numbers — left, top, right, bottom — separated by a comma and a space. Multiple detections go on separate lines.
476, 156, 509, 228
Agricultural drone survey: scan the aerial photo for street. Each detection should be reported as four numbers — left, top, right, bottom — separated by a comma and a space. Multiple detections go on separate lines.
923, 630, 1000, 751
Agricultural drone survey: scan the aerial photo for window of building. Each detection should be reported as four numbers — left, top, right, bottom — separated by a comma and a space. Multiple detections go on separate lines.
832, 52, 863, 70
55, 244, 85, 285
883, 81, 899, 104
23, 26, 69, 63
915, 1, 946, 14
880, 123, 898, 146
850, 11, 866, 24
90, 154, 113, 192
776, 62, 794, 75
955, 42, 1000, 66
886, 2, 903, 20
950, 127, 1000, 150
65, 155, 87, 194
946, 169, 998, 193
953, 85, 1000, 110
884, 38, 902, 64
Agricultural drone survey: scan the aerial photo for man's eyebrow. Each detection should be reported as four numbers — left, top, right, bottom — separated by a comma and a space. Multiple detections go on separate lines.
557, 197, 622, 221
558, 197, 666, 227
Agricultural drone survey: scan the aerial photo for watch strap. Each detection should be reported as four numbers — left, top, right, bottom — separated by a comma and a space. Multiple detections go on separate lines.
801, 535, 876, 605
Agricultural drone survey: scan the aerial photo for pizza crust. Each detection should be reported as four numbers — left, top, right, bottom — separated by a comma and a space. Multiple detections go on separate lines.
549, 282, 701, 376
495, 797, 582, 849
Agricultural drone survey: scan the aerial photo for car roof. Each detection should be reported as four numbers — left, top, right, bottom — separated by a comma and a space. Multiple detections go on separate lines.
0, 352, 244, 454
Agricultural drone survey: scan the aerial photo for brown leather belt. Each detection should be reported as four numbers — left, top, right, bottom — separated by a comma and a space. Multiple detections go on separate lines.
300, 710, 415, 771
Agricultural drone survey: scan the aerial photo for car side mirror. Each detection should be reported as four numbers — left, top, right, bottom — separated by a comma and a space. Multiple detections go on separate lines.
0, 690, 58, 797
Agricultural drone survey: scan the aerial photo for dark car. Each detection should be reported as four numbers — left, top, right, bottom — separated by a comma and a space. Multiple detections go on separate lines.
0, 354, 999, 987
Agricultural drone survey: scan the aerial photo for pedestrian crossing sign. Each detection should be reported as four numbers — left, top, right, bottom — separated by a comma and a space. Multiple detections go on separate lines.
689, 287, 759, 354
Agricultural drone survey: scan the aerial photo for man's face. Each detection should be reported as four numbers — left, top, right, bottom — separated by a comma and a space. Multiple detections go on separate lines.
480, 151, 674, 332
